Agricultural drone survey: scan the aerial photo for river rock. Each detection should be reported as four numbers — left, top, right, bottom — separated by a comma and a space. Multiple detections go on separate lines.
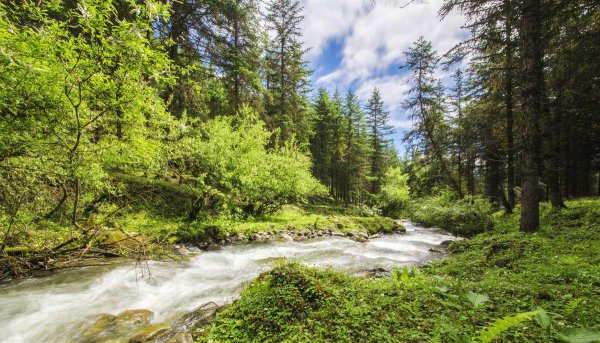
440, 240, 453, 247
331, 231, 344, 237
279, 233, 294, 242
167, 332, 194, 343
115, 309, 154, 327
369, 233, 383, 239
394, 226, 407, 234
80, 314, 116, 340
347, 231, 369, 243
128, 322, 171, 343
179, 302, 221, 330
365, 267, 391, 278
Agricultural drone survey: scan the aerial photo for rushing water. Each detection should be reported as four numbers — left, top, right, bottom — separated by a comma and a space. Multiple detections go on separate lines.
0, 221, 455, 343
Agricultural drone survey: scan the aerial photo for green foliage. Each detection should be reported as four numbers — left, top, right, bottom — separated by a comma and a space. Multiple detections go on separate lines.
410, 192, 494, 237
475, 310, 544, 343
556, 329, 600, 343
378, 166, 411, 218
171, 110, 326, 217
201, 199, 600, 342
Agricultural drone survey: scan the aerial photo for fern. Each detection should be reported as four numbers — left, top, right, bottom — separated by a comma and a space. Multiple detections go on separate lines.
474, 310, 545, 343
556, 328, 600, 343
564, 298, 585, 317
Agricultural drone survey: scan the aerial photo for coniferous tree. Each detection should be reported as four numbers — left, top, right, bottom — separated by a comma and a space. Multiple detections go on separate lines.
365, 88, 394, 194
264, 0, 312, 145
403, 37, 463, 198
343, 89, 371, 204
217, 0, 264, 114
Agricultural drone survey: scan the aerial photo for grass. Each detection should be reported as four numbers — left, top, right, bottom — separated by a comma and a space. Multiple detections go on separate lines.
165, 205, 399, 243
197, 198, 600, 342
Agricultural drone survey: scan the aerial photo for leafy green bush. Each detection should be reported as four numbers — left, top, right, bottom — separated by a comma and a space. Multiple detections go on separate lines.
170, 111, 326, 217
378, 167, 411, 218
409, 192, 494, 237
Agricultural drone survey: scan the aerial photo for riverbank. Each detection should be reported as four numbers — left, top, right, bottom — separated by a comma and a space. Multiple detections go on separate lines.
198, 198, 600, 342
0, 223, 453, 342
0, 205, 401, 280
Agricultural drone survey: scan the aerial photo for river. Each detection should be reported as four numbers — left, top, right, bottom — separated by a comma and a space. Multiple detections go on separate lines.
0, 221, 455, 342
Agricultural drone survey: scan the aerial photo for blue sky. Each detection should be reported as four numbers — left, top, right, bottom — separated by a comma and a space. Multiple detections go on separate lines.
299, 0, 468, 155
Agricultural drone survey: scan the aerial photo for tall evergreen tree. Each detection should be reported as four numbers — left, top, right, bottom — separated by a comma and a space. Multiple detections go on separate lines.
403, 37, 463, 198
343, 89, 371, 204
216, 0, 264, 114
264, 0, 312, 145
365, 89, 394, 194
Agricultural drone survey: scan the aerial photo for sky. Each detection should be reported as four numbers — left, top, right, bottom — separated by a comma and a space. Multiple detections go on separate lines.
299, 0, 468, 154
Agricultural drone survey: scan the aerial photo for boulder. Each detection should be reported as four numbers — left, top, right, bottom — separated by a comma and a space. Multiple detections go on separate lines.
394, 226, 407, 234
128, 323, 171, 343
167, 332, 194, 343
79, 314, 116, 341
279, 233, 294, 242
347, 231, 369, 243
115, 309, 154, 327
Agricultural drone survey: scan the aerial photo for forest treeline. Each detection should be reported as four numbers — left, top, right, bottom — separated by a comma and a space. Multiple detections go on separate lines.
0, 0, 599, 254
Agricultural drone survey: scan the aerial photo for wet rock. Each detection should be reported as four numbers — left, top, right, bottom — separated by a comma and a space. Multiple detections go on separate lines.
279, 233, 294, 242
167, 332, 194, 343
440, 240, 453, 247
80, 314, 116, 340
331, 231, 344, 237
202, 245, 222, 252
394, 226, 407, 234
115, 309, 154, 327
347, 231, 369, 243
369, 233, 383, 239
128, 322, 171, 343
365, 267, 391, 278
178, 302, 221, 330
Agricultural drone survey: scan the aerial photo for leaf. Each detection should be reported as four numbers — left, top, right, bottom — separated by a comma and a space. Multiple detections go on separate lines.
564, 297, 585, 316
466, 291, 490, 309
556, 328, 600, 343
475, 310, 545, 343
533, 311, 552, 330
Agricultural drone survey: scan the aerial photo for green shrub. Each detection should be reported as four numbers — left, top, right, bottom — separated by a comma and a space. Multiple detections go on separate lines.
409, 193, 494, 237
170, 111, 327, 217
378, 167, 411, 218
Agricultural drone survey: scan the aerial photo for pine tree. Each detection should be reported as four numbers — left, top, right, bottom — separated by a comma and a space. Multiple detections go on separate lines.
365, 88, 394, 194
403, 37, 463, 198
264, 0, 312, 145
343, 89, 371, 204
217, 0, 263, 114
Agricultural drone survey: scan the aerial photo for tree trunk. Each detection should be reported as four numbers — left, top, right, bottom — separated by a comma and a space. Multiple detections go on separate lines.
504, 0, 516, 208
519, 0, 541, 233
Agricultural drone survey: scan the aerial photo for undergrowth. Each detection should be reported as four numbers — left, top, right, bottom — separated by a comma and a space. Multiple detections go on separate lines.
199, 198, 600, 342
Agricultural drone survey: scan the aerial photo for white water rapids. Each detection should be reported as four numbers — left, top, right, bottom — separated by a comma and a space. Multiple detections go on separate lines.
0, 221, 455, 343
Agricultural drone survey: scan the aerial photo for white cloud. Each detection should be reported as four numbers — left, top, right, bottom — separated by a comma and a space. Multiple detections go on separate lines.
311, 0, 467, 86
301, 0, 369, 58
298, 0, 467, 137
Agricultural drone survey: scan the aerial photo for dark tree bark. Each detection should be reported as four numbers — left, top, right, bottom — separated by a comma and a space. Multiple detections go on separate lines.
504, 0, 516, 208
519, 0, 542, 232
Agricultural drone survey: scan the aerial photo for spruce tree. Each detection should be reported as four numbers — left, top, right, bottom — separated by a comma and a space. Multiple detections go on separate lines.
365, 88, 394, 194
403, 37, 463, 198
264, 0, 312, 145
343, 89, 371, 204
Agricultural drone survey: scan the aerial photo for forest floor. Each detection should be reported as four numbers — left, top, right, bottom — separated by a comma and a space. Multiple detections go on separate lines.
196, 198, 600, 342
